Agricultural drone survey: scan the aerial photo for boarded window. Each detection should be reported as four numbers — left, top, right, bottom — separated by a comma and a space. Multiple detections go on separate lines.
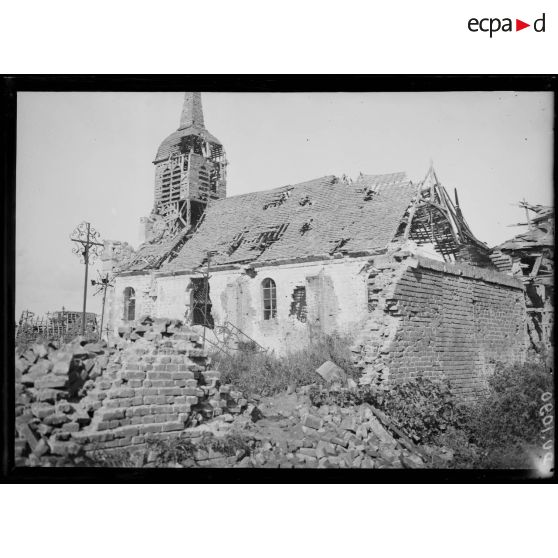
262, 278, 277, 320
289, 286, 307, 322
191, 278, 214, 328
123, 287, 136, 321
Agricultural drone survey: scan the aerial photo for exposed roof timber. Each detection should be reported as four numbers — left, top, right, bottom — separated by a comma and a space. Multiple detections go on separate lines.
406, 168, 488, 260
497, 203, 554, 253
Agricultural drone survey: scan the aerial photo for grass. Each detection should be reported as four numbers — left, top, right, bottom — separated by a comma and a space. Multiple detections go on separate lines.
81, 432, 254, 468
212, 333, 359, 396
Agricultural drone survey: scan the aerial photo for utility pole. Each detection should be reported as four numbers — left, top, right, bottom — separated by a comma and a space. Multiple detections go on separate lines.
91, 271, 114, 341
70, 221, 104, 336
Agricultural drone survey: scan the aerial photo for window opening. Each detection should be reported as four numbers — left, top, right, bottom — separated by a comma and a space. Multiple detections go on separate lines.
262, 278, 277, 320
123, 287, 136, 321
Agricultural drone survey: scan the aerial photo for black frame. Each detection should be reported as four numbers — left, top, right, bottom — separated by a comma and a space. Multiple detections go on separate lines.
1, 74, 556, 484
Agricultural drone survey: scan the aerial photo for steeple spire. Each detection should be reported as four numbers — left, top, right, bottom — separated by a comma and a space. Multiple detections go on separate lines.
179, 92, 205, 129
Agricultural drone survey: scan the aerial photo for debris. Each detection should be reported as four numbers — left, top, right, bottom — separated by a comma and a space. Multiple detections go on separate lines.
316, 361, 347, 386
299, 220, 313, 235
303, 414, 323, 430
16, 316, 439, 469
368, 406, 428, 459
14, 316, 250, 467
490, 202, 554, 358
263, 187, 293, 210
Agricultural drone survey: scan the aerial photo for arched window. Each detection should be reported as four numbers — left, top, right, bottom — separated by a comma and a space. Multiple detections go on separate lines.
262, 278, 277, 320
123, 287, 136, 321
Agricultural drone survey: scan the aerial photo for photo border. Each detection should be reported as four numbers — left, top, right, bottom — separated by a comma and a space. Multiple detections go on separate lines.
2, 74, 556, 483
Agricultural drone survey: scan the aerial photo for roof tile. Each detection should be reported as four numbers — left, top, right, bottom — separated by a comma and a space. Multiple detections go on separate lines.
160, 172, 416, 272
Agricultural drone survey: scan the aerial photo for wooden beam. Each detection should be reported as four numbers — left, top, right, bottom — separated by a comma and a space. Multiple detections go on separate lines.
530, 255, 543, 278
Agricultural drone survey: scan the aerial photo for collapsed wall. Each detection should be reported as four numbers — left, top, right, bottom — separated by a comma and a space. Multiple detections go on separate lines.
353, 253, 527, 397
15, 318, 248, 465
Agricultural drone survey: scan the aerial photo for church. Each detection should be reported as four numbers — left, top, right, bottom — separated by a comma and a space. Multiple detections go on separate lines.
102, 93, 527, 397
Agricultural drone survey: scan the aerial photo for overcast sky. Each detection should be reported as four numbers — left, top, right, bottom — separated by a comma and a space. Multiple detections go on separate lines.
16, 91, 554, 318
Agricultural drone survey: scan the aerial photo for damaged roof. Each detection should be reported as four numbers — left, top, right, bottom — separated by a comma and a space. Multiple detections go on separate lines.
152, 172, 416, 273
154, 126, 222, 163
154, 93, 223, 163
497, 205, 554, 252
124, 229, 190, 272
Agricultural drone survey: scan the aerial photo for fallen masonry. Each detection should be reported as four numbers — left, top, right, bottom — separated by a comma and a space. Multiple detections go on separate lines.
15, 317, 248, 466
15, 316, 450, 468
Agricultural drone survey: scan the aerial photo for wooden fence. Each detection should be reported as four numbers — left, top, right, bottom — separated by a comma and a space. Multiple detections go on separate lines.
15, 311, 99, 348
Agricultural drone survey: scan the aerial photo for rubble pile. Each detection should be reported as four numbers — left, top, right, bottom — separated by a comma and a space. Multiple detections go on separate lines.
125, 389, 447, 469
14, 317, 248, 466
15, 337, 104, 465
14, 316, 448, 469
170, 390, 441, 468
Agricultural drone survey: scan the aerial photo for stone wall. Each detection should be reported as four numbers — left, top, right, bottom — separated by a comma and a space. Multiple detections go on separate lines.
110, 274, 154, 327
354, 254, 527, 397
111, 258, 372, 354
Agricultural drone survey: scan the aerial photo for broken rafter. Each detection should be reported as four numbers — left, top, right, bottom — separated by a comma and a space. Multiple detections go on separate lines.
402, 197, 419, 240
405, 171, 489, 263
530, 255, 543, 278
263, 187, 293, 210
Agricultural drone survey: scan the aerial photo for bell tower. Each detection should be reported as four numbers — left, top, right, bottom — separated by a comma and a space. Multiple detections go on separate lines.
143, 92, 227, 243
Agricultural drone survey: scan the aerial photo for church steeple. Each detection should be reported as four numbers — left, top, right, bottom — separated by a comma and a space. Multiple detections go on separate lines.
144, 92, 228, 243
179, 92, 205, 129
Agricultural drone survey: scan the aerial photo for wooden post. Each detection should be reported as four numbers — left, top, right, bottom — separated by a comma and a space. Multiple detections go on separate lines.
99, 275, 109, 341
81, 222, 91, 336
202, 252, 211, 351
523, 198, 532, 228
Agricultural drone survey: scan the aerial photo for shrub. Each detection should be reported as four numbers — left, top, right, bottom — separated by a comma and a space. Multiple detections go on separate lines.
309, 375, 461, 444
470, 360, 553, 448
368, 376, 460, 443
81, 432, 255, 468
213, 333, 359, 396
308, 385, 363, 408
213, 351, 307, 396
434, 426, 481, 469
432, 360, 554, 469
146, 438, 197, 466
79, 449, 140, 468
199, 432, 253, 458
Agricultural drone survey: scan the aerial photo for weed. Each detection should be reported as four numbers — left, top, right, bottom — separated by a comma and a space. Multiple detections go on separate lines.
213, 333, 359, 396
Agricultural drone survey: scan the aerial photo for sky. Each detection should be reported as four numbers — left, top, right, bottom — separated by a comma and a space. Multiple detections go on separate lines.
16, 91, 554, 319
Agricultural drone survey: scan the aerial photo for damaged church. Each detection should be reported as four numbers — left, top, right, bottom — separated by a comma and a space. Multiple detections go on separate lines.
103, 93, 532, 397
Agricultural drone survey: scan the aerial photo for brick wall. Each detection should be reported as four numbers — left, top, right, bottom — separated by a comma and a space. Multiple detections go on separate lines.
386, 258, 526, 396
